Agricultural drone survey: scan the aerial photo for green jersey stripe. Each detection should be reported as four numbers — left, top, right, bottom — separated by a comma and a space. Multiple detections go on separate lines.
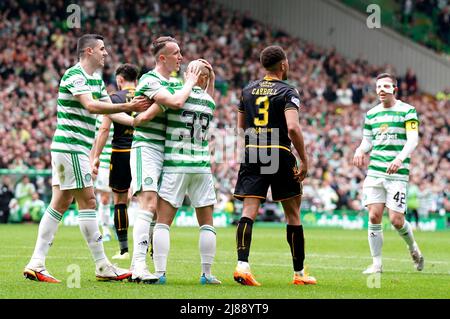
56, 124, 95, 139
370, 122, 405, 129
370, 155, 410, 164
57, 112, 96, 126
132, 136, 165, 145
57, 99, 84, 109
373, 144, 404, 151
366, 110, 407, 119
163, 160, 211, 167
53, 136, 92, 149
368, 165, 409, 175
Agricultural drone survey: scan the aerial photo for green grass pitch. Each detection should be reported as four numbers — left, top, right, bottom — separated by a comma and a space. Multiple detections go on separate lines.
0, 224, 449, 299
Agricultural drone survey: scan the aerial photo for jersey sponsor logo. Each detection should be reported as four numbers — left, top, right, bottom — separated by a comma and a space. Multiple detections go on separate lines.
375, 124, 398, 140
291, 97, 300, 107
375, 133, 398, 140
73, 77, 86, 88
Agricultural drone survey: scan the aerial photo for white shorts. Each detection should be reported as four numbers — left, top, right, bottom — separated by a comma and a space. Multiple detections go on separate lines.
158, 173, 217, 208
363, 176, 407, 214
51, 152, 93, 190
130, 146, 164, 195
95, 166, 111, 192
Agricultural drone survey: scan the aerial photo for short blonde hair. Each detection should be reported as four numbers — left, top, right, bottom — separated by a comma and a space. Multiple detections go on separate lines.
187, 60, 210, 77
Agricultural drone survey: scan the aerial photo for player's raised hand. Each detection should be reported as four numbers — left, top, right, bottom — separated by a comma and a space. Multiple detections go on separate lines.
386, 158, 402, 174
353, 149, 366, 168
184, 63, 202, 85
127, 96, 152, 112
198, 59, 214, 75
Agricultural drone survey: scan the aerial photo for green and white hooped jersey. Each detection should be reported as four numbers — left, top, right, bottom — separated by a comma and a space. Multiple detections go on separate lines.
363, 100, 419, 182
163, 86, 215, 174
95, 115, 114, 169
51, 63, 109, 156
132, 70, 183, 152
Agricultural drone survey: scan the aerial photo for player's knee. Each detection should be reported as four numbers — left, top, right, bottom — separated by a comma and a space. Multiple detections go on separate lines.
79, 197, 97, 210
390, 215, 404, 229
369, 214, 382, 224
50, 198, 71, 213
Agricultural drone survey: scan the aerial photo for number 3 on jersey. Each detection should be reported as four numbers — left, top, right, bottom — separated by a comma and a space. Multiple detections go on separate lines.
254, 96, 269, 126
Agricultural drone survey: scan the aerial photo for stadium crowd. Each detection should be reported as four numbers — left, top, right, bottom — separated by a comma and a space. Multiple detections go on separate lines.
0, 0, 449, 224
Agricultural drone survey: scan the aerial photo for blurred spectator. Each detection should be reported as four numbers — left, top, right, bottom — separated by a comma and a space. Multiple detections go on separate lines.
0, 0, 447, 221
23, 192, 45, 223
406, 178, 420, 229
14, 175, 35, 213
317, 178, 339, 214
0, 176, 14, 223
404, 68, 418, 95
437, 6, 450, 44
401, 0, 415, 25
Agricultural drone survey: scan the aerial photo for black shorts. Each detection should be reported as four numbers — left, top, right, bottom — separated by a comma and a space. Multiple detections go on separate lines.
109, 150, 131, 193
233, 147, 302, 202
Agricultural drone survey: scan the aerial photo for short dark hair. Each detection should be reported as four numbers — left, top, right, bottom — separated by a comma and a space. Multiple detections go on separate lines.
115, 63, 139, 82
77, 34, 104, 59
152, 36, 178, 56
376, 73, 397, 87
260, 45, 287, 71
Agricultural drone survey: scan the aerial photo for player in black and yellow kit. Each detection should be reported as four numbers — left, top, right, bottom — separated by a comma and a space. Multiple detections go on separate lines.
92, 64, 139, 260
233, 46, 317, 286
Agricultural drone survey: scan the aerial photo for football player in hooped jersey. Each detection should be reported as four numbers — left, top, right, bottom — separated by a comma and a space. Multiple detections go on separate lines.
353, 73, 424, 274
132, 59, 220, 285
23, 34, 151, 283
129, 36, 202, 283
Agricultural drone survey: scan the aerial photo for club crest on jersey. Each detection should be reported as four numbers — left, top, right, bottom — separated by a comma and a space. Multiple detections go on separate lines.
144, 177, 153, 185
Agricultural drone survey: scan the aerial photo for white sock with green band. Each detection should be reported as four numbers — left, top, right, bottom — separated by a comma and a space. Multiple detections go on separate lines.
397, 221, 416, 251
29, 207, 63, 268
199, 225, 216, 277
153, 223, 170, 277
78, 209, 107, 266
368, 223, 383, 267
132, 210, 153, 265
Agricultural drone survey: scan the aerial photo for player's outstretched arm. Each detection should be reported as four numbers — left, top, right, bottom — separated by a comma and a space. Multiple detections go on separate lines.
353, 136, 372, 168
107, 113, 134, 127
285, 109, 308, 182
76, 93, 151, 114
152, 65, 202, 110
133, 103, 164, 127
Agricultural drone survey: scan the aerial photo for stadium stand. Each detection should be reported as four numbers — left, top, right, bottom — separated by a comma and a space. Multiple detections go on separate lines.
0, 0, 448, 225
341, 0, 450, 55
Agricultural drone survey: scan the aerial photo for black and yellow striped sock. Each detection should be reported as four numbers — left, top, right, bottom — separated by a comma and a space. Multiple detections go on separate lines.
114, 203, 129, 254
287, 224, 305, 272
236, 217, 254, 262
